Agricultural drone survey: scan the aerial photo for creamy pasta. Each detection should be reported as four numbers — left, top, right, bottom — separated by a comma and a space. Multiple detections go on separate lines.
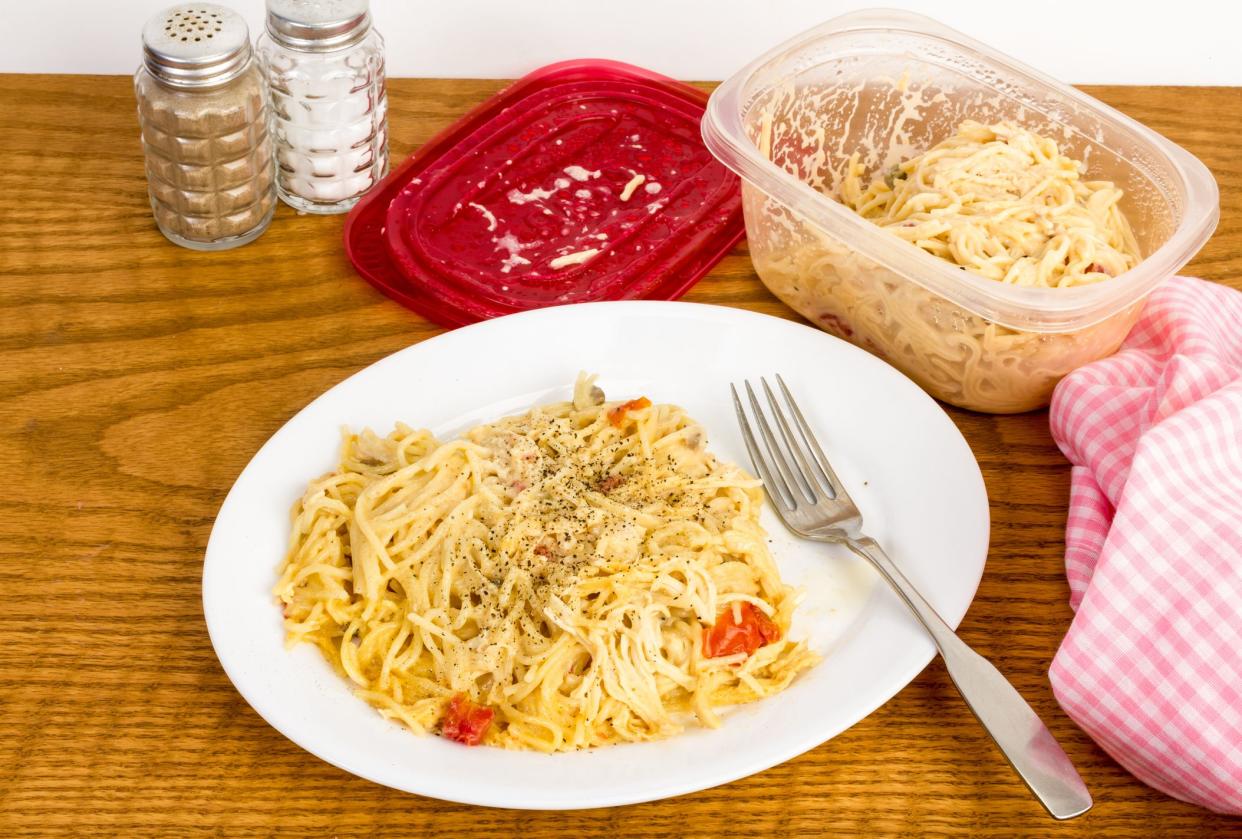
750, 121, 1144, 413
275, 375, 817, 751
840, 121, 1140, 288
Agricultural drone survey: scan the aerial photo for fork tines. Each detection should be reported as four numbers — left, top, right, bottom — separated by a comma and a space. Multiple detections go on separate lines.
730, 375, 851, 513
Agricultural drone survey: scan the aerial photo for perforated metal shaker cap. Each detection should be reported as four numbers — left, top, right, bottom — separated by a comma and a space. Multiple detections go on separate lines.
142, 4, 252, 88
266, 0, 372, 51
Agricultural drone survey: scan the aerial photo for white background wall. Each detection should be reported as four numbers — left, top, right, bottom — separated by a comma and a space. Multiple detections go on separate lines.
4, 1, 1240, 83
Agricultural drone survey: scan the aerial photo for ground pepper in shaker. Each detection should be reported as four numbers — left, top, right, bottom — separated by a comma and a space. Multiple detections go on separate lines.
134, 4, 276, 250
257, 0, 389, 214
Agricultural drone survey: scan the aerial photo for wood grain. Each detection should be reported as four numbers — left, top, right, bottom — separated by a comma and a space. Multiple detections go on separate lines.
1, 75, 1240, 838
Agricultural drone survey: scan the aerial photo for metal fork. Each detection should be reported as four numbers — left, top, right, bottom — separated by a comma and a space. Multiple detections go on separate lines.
731, 375, 1092, 820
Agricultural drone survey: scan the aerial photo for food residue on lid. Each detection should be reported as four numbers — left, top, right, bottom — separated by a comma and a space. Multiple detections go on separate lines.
419, 120, 686, 283
563, 165, 600, 182
549, 248, 600, 269
619, 174, 646, 202
494, 232, 533, 274
508, 185, 558, 205
469, 202, 497, 231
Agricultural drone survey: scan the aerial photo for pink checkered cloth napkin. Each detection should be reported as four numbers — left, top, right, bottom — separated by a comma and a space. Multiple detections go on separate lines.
1048, 275, 1242, 814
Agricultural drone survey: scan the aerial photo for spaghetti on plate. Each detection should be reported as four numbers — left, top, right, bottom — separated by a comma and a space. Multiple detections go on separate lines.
275, 375, 817, 751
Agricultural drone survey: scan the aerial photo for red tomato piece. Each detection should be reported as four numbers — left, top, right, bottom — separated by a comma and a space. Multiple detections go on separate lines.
440, 693, 494, 746
607, 397, 651, 427
702, 602, 781, 658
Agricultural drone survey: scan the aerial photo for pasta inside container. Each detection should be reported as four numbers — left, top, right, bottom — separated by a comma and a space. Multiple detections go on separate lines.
704, 11, 1218, 413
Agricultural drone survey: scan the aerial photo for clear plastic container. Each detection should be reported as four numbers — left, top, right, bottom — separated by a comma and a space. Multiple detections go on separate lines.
702, 9, 1219, 413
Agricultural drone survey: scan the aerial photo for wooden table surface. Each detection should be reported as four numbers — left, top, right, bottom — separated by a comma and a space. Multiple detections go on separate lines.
1, 75, 1240, 838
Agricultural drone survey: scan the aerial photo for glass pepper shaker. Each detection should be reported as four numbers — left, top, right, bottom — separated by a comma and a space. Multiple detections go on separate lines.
135, 4, 276, 250
257, 0, 389, 214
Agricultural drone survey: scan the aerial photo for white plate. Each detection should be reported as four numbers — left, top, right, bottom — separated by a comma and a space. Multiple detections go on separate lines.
203, 301, 988, 809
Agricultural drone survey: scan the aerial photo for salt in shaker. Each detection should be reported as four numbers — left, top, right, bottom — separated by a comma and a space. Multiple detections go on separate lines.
257, 0, 389, 214
135, 4, 276, 250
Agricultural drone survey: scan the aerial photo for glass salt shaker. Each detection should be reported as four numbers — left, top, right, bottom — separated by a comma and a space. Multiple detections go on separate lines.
135, 4, 276, 250
256, 0, 389, 214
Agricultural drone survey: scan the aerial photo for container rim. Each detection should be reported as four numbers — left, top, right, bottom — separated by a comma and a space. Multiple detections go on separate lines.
702, 7, 1219, 333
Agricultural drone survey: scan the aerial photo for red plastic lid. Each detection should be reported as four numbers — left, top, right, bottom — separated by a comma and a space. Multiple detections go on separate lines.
343, 59, 743, 327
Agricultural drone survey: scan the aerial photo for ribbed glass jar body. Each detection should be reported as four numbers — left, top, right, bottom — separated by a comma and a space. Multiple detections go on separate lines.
135, 58, 276, 250
257, 28, 388, 214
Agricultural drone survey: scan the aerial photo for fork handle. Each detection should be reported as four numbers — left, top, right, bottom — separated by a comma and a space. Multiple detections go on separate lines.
845, 536, 1092, 820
